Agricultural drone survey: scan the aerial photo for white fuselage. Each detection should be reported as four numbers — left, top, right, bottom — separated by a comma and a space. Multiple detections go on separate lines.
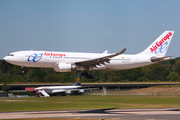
3, 31, 174, 72
34, 86, 81, 94
3, 50, 154, 71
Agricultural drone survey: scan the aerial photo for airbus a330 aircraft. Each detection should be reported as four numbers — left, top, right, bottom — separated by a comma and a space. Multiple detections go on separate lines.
33, 73, 96, 97
4, 31, 174, 73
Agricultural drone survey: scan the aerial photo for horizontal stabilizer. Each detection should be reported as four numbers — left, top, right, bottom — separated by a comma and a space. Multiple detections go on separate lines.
150, 56, 173, 62
82, 88, 99, 90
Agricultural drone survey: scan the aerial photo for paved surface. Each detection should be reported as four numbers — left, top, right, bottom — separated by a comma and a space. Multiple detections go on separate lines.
0, 108, 180, 120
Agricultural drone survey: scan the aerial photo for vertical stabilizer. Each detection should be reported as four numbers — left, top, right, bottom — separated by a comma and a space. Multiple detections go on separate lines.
138, 31, 174, 56
73, 73, 82, 86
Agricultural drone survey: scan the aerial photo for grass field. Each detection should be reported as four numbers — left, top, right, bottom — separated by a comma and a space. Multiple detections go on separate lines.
1, 95, 180, 112
3, 118, 99, 120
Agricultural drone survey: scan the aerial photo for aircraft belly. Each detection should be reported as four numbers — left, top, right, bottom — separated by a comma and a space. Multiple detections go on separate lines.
106, 62, 152, 70
105, 59, 131, 70
24, 62, 54, 68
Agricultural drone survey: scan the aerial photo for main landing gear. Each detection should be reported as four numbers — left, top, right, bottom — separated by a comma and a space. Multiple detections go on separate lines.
81, 71, 94, 79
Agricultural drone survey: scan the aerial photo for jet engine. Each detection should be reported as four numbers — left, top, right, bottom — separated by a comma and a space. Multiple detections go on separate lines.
54, 63, 76, 72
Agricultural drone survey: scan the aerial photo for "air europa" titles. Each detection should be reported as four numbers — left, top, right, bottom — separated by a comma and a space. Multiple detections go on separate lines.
44, 52, 66, 57
150, 32, 172, 53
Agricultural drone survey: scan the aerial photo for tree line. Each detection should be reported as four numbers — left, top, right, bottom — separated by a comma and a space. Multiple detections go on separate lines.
0, 57, 180, 83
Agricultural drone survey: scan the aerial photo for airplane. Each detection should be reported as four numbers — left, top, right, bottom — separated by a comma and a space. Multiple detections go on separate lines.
4, 31, 174, 75
33, 73, 96, 97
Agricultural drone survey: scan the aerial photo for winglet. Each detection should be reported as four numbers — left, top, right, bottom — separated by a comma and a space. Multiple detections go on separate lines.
109, 48, 126, 58
102, 50, 108, 54
119, 48, 126, 54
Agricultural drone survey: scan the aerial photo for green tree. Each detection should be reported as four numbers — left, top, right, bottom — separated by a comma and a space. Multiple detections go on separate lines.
57, 73, 70, 83
44, 73, 58, 82
1, 83, 11, 92
10, 65, 22, 76
171, 58, 180, 72
31, 68, 46, 82
167, 72, 180, 81
142, 63, 169, 81
175, 64, 180, 76
11, 75, 22, 83
22, 69, 34, 82
0, 60, 13, 73
118, 68, 144, 82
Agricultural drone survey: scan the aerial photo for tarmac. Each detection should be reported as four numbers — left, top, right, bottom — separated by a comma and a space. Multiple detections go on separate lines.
0, 108, 180, 120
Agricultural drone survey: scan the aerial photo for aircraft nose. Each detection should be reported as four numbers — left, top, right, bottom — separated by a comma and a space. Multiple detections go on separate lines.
3, 56, 8, 61
33, 90, 35, 93
33, 89, 39, 94
3, 56, 13, 63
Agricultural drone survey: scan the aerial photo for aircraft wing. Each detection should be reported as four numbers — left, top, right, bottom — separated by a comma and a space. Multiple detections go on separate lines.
67, 89, 83, 92
52, 90, 67, 93
66, 88, 99, 93
75, 48, 126, 68
52, 88, 82, 93
52, 88, 98, 94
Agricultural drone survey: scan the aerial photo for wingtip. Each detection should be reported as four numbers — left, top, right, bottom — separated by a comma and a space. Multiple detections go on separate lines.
121, 48, 127, 54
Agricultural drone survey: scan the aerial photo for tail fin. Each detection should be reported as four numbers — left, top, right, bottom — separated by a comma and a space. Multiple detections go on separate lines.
73, 73, 82, 86
102, 50, 108, 54
138, 31, 174, 56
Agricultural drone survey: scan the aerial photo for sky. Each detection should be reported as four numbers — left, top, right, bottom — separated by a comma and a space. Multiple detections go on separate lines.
0, 0, 180, 59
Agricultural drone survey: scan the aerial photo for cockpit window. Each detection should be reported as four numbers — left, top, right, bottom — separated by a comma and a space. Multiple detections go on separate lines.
8, 54, 14, 56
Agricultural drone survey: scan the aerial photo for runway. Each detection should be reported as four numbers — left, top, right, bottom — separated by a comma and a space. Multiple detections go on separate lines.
1, 108, 180, 120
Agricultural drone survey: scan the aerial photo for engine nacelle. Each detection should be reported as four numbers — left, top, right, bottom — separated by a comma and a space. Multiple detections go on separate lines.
54, 63, 76, 72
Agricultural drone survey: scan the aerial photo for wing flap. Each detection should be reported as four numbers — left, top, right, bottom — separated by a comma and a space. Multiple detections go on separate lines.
75, 48, 126, 68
